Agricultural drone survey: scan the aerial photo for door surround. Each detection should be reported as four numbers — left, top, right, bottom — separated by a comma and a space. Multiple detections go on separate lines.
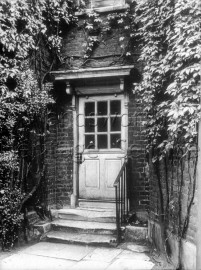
50, 65, 133, 207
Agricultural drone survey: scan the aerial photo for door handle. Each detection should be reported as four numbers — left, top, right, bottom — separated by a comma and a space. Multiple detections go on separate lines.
77, 152, 83, 164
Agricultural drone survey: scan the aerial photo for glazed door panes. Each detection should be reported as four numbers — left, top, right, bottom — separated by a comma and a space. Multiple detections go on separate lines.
84, 100, 122, 150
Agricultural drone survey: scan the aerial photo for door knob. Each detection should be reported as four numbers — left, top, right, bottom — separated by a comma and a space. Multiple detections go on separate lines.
77, 152, 83, 164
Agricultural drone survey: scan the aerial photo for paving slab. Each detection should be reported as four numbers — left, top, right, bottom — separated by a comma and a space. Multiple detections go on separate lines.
22, 242, 67, 253
54, 245, 95, 261
0, 242, 159, 270
84, 247, 122, 262
71, 259, 110, 269
0, 253, 76, 270
118, 242, 151, 252
126, 243, 150, 253
116, 250, 151, 261
22, 242, 95, 261
107, 258, 155, 270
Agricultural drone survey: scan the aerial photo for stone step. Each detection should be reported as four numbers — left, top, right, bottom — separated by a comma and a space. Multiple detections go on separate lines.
51, 219, 117, 235
78, 199, 116, 209
45, 231, 117, 247
58, 208, 116, 223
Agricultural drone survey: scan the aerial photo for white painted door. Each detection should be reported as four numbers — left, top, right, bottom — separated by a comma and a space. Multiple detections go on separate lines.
78, 95, 127, 200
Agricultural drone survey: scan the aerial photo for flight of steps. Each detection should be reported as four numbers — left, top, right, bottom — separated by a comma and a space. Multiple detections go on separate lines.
45, 200, 120, 247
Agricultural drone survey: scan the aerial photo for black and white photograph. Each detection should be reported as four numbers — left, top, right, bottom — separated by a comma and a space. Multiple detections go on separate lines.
0, 0, 200, 269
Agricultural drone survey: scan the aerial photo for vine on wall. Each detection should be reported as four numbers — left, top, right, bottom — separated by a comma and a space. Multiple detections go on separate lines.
131, 0, 200, 265
75, 4, 139, 67
0, 0, 77, 250
80, 0, 200, 150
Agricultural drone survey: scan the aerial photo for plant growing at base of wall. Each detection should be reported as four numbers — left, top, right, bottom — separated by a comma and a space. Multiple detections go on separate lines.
0, 0, 77, 250
132, 0, 200, 266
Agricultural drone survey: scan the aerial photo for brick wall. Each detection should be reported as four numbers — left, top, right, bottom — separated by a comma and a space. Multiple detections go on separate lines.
45, 87, 74, 207
60, 17, 135, 69
127, 94, 148, 211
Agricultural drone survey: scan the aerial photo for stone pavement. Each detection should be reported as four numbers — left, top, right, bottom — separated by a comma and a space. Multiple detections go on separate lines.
0, 242, 158, 270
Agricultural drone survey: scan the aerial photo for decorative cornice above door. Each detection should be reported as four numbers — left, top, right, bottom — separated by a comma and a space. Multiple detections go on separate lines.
50, 65, 134, 96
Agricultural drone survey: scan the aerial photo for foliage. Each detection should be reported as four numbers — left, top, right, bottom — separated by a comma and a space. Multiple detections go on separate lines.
0, 0, 77, 250
79, 4, 138, 63
133, 0, 201, 153
81, 0, 200, 152
131, 0, 200, 264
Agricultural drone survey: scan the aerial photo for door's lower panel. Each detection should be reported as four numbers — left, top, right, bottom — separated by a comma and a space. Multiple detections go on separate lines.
85, 159, 100, 188
79, 155, 123, 200
105, 159, 122, 188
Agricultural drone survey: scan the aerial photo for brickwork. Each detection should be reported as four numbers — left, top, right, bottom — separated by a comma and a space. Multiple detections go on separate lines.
60, 17, 135, 69
45, 91, 74, 207
127, 94, 148, 211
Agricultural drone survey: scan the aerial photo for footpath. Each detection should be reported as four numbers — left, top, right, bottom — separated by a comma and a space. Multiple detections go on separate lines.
0, 241, 173, 270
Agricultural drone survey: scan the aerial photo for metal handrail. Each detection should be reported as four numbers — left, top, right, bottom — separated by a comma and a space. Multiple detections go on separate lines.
113, 161, 129, 244
113, 162, 127, 187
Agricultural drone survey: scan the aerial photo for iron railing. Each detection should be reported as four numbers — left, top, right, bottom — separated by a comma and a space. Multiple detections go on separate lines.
113, 161, 129, 243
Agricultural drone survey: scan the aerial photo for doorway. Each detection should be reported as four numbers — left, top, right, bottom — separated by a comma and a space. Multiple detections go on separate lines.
78, 94, 128, 200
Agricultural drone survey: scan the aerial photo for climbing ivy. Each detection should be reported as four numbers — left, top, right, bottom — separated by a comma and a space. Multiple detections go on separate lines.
131, 0, 200, 264
81, 6, 138, 62
0, 0, 77, 250
133, 0, 201, 153
81, 0, 200, 151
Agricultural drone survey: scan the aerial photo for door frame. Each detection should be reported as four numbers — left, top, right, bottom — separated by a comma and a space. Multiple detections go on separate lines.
71, 90, 129, 206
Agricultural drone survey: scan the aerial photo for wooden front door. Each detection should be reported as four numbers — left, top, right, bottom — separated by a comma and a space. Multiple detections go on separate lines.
78, 94, 127, 200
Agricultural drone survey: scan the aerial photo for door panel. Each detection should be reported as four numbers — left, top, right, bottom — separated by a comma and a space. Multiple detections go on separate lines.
105, 159, 122, 188
78, 95, 127, 200
85, 159, 100, 188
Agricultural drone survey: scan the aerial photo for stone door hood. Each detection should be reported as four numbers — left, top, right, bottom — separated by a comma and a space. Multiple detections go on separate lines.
50, 65, 134, 95
50, 65, 134, 81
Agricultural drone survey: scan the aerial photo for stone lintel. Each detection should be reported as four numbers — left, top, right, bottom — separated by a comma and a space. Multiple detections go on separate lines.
75, 5, 128, 16
50, 65, 134, 81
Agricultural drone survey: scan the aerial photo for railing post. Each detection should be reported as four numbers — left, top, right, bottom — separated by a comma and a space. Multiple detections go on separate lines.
114, 161, 129, 244
121, 175, 123, 225
126, 164, 129, 216
115, 186, 120, 243
123, 168, 126, 223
